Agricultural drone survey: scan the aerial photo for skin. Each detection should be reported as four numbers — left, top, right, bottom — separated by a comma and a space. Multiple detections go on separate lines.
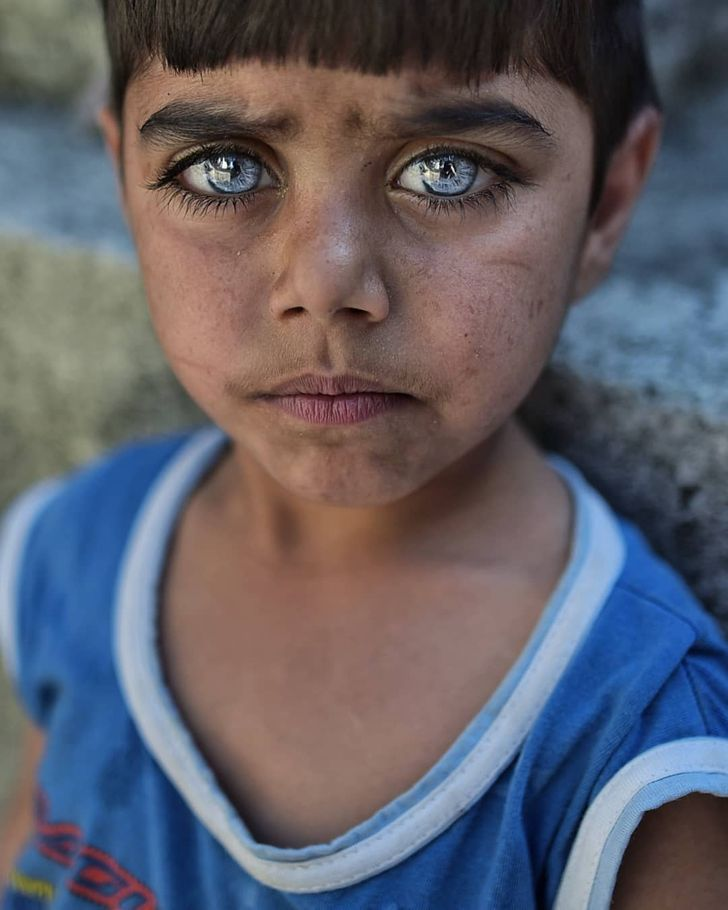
99, 59, 642, 562
7, 55, 727, 907
0, 724, 43, 884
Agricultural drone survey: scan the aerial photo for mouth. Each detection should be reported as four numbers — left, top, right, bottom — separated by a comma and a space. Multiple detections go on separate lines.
257, 373, 414, 425
265, 373, 399, 396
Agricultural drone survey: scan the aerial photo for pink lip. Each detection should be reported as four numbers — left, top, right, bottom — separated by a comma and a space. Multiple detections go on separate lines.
266, 373, 393, 396
265, 392, 408, 425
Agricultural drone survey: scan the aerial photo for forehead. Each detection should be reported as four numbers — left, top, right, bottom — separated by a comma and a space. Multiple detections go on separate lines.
127, 58, 591, 150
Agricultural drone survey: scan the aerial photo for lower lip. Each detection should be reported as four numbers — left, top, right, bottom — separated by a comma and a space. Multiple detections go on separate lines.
262, 393, 410, 425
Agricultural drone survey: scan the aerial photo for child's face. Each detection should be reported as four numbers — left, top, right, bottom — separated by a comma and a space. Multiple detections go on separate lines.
113, 60, 597, 506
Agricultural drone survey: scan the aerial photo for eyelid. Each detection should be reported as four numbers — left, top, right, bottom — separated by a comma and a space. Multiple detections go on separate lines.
149, 140, 519, 192
147, 141, 281, 191
389, 143, 521, 188
145, 138, 534, 220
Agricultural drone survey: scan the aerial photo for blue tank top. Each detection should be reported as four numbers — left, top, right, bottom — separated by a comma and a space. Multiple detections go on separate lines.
2, 425, 728, 910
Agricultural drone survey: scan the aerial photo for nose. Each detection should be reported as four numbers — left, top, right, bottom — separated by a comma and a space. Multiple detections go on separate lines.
268, 198, 391, 325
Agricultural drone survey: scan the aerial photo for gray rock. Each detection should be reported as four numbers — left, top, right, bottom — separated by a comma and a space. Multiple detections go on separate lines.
0, 0, 106, 105
0, 674, 21, 816
0, 236, 202, 505
0, 105, 132, 257
522, 359, 728, 623
645, 0, 728, 104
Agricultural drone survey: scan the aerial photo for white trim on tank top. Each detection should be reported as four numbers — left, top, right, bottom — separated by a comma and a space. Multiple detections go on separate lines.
0, 478, 64, 683
554, 737, 728, 910
114, 425, 626, 893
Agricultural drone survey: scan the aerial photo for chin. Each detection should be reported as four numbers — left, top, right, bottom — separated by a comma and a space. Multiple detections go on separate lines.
279, 460, 418, 508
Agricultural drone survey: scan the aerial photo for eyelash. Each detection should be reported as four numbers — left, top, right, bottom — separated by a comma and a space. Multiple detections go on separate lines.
148, 142, 527, 219
147, 143, 269, 217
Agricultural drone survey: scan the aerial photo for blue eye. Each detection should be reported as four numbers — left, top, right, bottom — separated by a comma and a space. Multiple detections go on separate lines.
179, 152, 274, 196
398, 151, 486, 197
150, 142, 523, 219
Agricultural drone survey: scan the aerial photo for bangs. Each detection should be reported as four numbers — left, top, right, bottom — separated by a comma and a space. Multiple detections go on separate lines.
104, 0, 593, 109
100, 0, 659, 205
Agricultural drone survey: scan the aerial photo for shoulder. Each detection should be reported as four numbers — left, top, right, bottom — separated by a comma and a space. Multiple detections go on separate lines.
1, 428, 196, 598
1, 426, 202, 557
615, 515, 723, 645
29, 427, 200, 532
610, 790, 728, 909
0, 426, 207, 693
604, 515, 728, 739
548, 456, 723, 686
556, 504, 728, 730
538, 507, 728, 749
554, 736, 728, 910
549, 504, 728, 910
577, 504, 728, 790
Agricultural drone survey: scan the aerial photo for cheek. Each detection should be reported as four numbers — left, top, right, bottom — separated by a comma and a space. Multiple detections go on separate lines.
441, 283, 561, 419
132, 213, 267, 372
410, 225, 579, 421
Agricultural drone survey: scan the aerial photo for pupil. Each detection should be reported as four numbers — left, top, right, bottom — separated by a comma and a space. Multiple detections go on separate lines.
207, 156, 241, 179
203, 154, 258, 193
441, 160, 456, 179
418, 154, 476, 196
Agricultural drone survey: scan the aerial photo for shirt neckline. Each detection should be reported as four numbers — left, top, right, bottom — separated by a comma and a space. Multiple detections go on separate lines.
114, 425, 626, 894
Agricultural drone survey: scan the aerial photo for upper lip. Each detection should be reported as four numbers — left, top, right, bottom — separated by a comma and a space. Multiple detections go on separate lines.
266, 373, 397, 396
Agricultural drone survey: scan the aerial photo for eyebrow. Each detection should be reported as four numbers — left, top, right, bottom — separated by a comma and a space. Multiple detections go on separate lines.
138, 97, 555, 150
138, 100, 299, 146
384, 99, 555, 147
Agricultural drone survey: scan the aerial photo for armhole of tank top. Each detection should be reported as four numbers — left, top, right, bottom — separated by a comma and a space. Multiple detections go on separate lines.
554, 737, 728, 910
0, 479, 64, 685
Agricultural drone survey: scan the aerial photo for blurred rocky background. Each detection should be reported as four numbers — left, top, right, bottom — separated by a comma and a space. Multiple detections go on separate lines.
0, 0, 727, 812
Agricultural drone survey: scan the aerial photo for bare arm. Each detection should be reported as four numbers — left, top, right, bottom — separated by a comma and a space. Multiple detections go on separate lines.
611, 793, 728, 909
0, 721, 45, 885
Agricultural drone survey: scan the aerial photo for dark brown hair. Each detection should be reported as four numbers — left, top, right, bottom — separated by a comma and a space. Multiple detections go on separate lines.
98, 0, 660, 204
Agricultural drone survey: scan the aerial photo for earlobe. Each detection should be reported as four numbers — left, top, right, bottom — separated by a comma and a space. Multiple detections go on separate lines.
573, 106, 663, 301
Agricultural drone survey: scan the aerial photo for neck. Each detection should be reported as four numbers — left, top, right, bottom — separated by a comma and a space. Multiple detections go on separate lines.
204, 418, 558, 571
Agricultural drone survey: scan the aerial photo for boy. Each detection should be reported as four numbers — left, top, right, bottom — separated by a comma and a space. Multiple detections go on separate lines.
2, 0, 728, 907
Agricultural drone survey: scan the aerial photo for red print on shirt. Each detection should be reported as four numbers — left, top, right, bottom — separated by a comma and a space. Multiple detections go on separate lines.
34, 791, 158, 910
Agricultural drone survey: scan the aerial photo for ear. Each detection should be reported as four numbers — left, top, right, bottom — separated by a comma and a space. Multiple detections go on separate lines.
97, 105, 129, 219
573, 106, 662, 301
